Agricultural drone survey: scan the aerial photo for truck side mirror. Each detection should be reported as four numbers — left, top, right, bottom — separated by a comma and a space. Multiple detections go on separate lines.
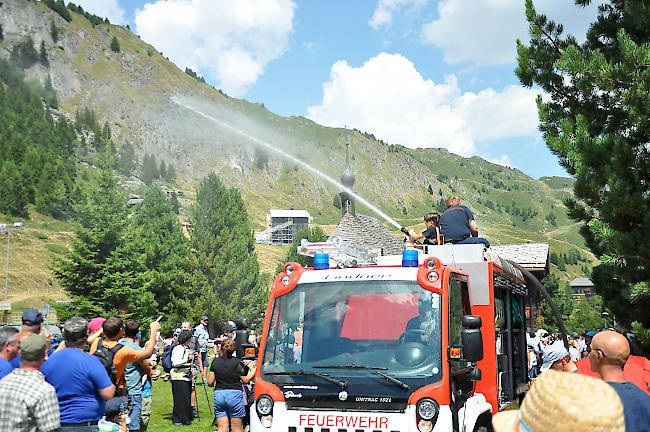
462, 315, 482, 329
461, 315, 483, 362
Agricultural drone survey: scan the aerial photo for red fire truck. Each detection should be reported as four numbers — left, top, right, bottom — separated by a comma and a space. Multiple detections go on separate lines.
251, 244, 535, 432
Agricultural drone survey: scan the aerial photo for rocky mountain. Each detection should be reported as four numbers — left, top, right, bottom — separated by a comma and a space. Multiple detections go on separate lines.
0, 0, 592, 276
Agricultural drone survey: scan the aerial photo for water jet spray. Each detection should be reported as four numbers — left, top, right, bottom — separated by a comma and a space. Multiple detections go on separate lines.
171, 96, 405, 232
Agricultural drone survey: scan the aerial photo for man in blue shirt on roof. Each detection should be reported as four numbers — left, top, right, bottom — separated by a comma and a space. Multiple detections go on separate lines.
439, 196, 490, 248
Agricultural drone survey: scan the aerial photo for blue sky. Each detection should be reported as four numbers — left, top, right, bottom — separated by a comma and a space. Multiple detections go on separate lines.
74, 0, 604, 179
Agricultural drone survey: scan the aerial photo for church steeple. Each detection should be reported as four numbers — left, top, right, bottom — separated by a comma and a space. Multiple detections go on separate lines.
341, 139, 356, 188
339, 139, 356, 216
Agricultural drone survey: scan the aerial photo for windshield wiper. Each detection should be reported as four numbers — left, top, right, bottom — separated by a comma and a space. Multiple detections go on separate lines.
314, 363, 409, 391
264, 370, 347, 389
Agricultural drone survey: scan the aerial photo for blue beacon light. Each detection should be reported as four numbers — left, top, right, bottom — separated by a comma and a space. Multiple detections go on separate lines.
402, 249, 419, 267
313, 253, 330, 270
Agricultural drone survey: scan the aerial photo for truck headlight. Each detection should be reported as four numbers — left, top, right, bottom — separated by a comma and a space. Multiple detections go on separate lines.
256, 395, 274, 416
417, 398, 439, 420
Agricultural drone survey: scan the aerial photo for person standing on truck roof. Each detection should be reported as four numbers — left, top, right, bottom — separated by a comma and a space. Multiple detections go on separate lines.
439, 197, 490, 248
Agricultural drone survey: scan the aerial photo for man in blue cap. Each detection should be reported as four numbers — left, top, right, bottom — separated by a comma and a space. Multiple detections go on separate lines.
9, 308, 45, 369
21, 308, 43, 335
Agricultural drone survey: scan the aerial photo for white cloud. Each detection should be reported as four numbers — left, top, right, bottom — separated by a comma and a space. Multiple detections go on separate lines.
422, 0, 604, 66
135, 0, 295, 97
73, 0, 126, 25
369, 0, 427, 29
307, 52, 539, 157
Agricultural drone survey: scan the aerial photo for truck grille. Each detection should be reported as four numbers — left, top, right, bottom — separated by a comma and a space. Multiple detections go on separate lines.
288, 428, 399, 432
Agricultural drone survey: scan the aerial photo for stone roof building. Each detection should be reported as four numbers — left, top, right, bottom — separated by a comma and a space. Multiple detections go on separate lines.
328, 212, 404, 256
491, 243, 549, 274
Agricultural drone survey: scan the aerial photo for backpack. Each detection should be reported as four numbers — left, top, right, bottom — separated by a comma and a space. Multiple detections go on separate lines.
161, 342, 177, 373
93, 337, 124, 386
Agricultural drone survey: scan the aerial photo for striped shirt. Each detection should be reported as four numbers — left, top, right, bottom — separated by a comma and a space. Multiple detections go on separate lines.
0, 369, 60, 432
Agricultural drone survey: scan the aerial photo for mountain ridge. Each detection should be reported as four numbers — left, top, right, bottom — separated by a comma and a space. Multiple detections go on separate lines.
0, 0, 593, 305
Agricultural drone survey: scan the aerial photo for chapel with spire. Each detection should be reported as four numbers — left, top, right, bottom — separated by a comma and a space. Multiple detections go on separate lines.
328, 138, 403, 255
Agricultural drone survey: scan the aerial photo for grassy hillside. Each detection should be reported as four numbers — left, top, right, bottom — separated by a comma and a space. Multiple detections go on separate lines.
0, 210, 71, 311
0, 0, 594, 307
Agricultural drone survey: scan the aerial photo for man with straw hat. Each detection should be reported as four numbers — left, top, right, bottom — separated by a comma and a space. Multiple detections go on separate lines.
492, 370, 625, 432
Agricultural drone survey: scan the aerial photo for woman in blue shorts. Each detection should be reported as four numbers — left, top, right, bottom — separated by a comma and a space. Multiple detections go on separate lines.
208, 339, 256, 432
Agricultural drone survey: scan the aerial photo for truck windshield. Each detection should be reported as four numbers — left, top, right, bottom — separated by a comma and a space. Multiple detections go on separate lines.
262, 280, 442, 380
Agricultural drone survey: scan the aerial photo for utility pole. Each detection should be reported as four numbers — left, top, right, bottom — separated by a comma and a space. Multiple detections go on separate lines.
1, 222, 23, 324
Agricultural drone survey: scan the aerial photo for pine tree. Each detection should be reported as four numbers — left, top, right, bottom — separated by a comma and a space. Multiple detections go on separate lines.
43, 0, 72, 22
129, 186, 197, 330
170, 192, 180, 215
54, 167, 127, 320
117, 142, 136, 175
34, 163, 69, 219
190, 173, 267, 327
0, 161, 29, 216
516, 0, 650, 341
0, 58, 77, 219
110, 36, 120, 53
166, 164, 177, 181
101, 121, 111, 140
50, 22, 59, 43
159, 160, 167, 180
540, 273, 567, 332
141, 154, 159, 185
436, 197, 446, 213
566, 295, 605, 334
39, 41, 48, 66
10, 36, 39, 68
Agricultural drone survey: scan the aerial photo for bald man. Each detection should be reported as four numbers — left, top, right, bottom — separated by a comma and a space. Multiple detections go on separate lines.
589, 331, 650, 432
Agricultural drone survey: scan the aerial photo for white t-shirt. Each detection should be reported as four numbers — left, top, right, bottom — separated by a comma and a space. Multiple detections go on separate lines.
569, 346, 580, 362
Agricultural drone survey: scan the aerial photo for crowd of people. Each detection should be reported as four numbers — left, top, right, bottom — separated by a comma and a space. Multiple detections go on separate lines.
517, 328, 650, 431
0, 309, 259, 432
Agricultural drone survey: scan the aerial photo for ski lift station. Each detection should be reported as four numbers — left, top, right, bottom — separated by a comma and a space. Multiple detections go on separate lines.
255, 209, 311, 244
